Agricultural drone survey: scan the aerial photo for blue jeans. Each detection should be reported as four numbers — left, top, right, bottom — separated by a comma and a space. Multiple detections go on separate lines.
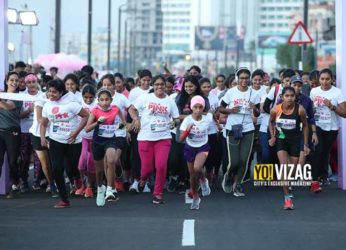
259, 132, 271, 164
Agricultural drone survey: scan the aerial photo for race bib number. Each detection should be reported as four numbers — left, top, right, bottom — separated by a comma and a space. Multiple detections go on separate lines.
276, 118, 296, 130
52, 122, 73, 139
98, 124, 116, 138
150, 118, 168, 132
315, 107, 331, 124
238, 105, 251, 115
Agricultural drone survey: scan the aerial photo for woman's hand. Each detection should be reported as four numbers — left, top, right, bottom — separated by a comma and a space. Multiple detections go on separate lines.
268, 136, 276, 147
68, 131, 78, 144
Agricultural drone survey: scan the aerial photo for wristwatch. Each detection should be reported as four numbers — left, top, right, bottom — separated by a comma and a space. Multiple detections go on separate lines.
331, 105, 337, 111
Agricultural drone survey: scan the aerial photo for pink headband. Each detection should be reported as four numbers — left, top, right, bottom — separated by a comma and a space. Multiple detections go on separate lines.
25, 74, 37, 82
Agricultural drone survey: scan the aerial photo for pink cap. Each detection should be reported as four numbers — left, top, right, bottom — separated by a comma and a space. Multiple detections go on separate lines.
190, 95, 205, 109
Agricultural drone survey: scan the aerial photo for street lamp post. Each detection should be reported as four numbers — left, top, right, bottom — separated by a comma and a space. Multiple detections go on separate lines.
55, 0, 61, 53
87, 0, 92, 64
107, 0, 111, 71
117, 3, 127, 73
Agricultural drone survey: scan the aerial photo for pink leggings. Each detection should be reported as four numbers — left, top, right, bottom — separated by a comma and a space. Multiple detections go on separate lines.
78, 138, 95, 174
138, 139, 171, 196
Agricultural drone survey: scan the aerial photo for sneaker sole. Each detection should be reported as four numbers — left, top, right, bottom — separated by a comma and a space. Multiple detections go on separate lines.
283, 206, 295, 210
106, 197, 119, 202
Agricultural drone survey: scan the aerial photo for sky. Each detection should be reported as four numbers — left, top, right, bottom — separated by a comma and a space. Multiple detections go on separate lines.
8, 0, 126, 62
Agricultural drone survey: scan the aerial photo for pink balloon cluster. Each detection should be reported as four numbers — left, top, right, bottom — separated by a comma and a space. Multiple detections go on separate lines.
34, 53, 87, 78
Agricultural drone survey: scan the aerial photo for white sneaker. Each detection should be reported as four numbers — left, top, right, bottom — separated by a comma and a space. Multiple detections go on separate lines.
96, 185, 106, 207
190, 197, 201, 210
143, 182, 151, 193
200, 179, 211, 197
129, 180, 139, 193
105, 190, 116, 201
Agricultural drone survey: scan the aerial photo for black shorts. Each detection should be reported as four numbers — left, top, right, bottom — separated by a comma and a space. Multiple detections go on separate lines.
115, 137, 127, 151
31, 134, 48, 151
92, 139, 118, 161
276, 137, 301, 157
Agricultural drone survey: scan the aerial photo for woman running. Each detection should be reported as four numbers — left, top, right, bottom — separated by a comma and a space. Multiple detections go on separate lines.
268, 86, 310, 210
85, 88, 126, 207
219, 68, 260, 196
129, 75, 180, 204
310, 68, 346, 192
180, 95, 213, 210
0, 72, 22, 198
75, 85, 97, 197
40, 79, 89, 208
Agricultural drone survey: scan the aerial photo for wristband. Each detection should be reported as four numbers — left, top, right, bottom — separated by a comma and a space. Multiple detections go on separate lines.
182, 130, 190, 138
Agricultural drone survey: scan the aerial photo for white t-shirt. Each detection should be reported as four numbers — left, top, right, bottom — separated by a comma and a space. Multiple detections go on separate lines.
80, 100, 97, 139
74, 91, 83, 104
129, 87, 152, 117
266, 84, 284, 106
134, 93, 179, 141
180, 113, 213, 147
112, 92, 131, 137
128, 87, 151, 104
169, 92, 178, 135
259, 94, 270, 133
310, 86, 345, 131
29, 93, 48, 137
221, 87, 260, 133
207, 93, 219, 134
42, 96, 83, 144
21, 90, 42, 133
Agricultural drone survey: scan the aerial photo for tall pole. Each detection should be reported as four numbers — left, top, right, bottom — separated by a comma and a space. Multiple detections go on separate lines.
55, 0, 61, 53
124, 18, 128, 76
335, 0, 346, 189
87, 0, 92, 64
107, 0, 111, 71
117, 5, 125, 73
302, 0, 308, 68
0, 0, 8, 91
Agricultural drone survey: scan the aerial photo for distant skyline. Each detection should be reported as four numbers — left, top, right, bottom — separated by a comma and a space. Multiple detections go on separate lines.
8, 0, 126, 63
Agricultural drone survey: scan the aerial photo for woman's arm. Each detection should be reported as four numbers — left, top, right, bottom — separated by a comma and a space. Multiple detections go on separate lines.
268, 109, 277, 146
299, 105, 310, 156
0, 100, 16, 110
40, 117, 49, 147
68, 108, 89, 143
84, 113, 97, 133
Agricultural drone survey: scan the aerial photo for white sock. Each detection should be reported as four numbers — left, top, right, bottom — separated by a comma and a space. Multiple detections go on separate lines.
107, 186, 112, 192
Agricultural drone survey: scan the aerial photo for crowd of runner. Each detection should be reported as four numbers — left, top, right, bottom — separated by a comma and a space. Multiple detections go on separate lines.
0, 61, 345, 210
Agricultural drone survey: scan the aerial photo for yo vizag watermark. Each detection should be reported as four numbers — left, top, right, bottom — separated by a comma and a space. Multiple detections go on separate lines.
253, 164, 312, 186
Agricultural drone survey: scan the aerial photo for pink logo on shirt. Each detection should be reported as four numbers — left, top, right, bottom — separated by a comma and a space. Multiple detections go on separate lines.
52, 106, 59, 114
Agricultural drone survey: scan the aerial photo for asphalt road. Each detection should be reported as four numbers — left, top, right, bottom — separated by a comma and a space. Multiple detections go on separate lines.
1, 183, 346, 250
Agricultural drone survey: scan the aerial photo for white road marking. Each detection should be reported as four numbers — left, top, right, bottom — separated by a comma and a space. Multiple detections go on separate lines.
182, 219, 195, 247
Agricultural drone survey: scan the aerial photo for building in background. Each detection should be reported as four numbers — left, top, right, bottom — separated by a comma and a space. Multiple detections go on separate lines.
126, 0, 163, 73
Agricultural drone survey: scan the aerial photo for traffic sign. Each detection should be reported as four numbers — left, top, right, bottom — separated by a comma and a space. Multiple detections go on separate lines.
288, 21, 313, 44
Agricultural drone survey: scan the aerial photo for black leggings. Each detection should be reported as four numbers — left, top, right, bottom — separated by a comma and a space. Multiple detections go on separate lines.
130, 132, 141, 180
205, 133, 222, 174
167, 133, 188, 181
311, 127, 338, 181
0, 127, 21, 184
49, 140, 81, 202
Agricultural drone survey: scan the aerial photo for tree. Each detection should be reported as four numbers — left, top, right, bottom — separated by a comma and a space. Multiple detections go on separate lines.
276, 44, 301, 69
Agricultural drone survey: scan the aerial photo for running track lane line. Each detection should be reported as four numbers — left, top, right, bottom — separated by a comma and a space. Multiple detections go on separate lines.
182, 219, 195, 247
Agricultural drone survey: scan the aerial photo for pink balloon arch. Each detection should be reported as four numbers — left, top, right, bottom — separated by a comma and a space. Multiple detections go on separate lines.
34, 53, 87, 78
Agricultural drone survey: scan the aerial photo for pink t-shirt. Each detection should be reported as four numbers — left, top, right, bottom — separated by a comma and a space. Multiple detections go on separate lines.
91, 104, 119, 125
91, 104, 120, 139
